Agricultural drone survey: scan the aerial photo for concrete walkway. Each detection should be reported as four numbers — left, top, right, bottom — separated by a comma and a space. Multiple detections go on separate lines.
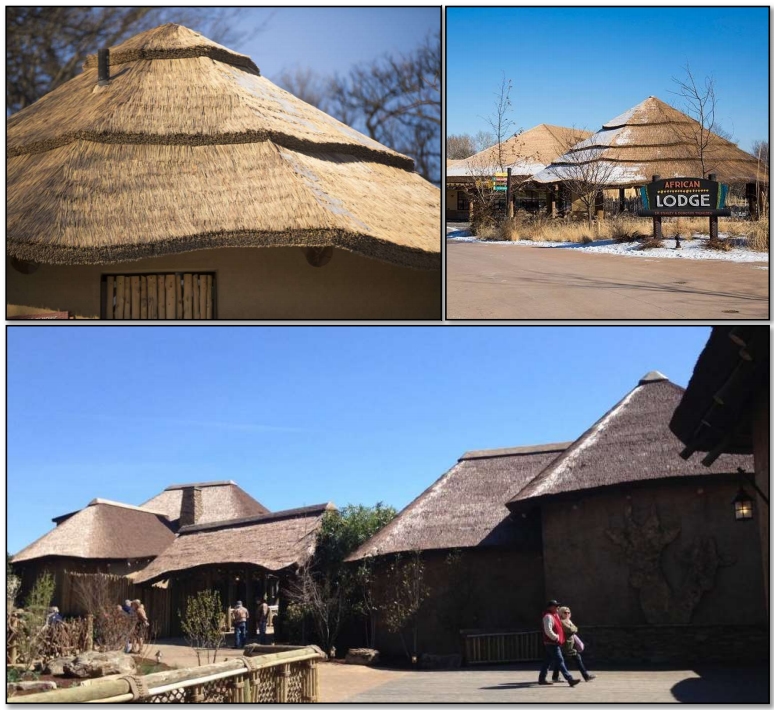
338, 664, 769, 703
447, 242, 769, 319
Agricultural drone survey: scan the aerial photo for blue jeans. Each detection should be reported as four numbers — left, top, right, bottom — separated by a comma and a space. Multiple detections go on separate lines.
553, 652, 589, 680
235, 622, 247, 648
539, 644, 573, 682
258, 620, 268, 645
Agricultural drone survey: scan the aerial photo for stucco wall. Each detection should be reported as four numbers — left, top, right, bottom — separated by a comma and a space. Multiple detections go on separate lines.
7, 247, 441, 320
371, 546, 545, 659
541, 481, 767, 629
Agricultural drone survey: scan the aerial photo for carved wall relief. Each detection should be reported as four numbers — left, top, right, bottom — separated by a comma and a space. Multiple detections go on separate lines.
606, 504, 732, 624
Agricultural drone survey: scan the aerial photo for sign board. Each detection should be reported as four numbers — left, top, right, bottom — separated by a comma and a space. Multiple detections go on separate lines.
638, 178, 730, 217
493, 171, 508, 192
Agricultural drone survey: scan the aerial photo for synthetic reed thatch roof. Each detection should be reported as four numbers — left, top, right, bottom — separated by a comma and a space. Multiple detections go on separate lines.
670, 327, 769, 459
12, 499, 175, 563
508, 372, 754, 510
532, 96, 767, 187
346, 443, 569, 561
133, 503, 334, 584
7, 23, 440, 270
446, 124, 592, 179
140, 480, 269, 524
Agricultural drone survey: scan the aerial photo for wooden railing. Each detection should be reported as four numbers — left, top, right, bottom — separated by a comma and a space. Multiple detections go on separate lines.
8, 646, 325, 703
461, 630, 543, 665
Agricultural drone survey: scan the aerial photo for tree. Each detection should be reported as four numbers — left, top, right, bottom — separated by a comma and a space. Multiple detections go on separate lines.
481, 73, 516, 173
325, 32, 441, 185
751, 140, 769, 167
274, 67, 329, 110
447, 134, 476, 160
287, 503, 396, 654
669, 64, 721, 178
72, 573, 136, 652
553, 127, 617, 230
179, 589, 225, 666
377, 550, 430, 662
14, 572, 56, 671
474, 130, 497, 153
6, 7, 255, 114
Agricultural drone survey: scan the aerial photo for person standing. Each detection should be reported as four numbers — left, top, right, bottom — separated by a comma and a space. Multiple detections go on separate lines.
232, 601, 249, 649
551, 606, 596, 683
538, 600, 580, 687
256, 598, 270, 645
131, 599, 150, 653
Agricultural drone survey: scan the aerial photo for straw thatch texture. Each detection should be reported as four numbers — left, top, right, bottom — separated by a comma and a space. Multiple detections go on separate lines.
7, 23, 440, 270
508, 373, 754, 509
12, 500, 175, 563
446, 124, 592, 179
346, 444, 569, 561
532, 96, 767, 187
133, 504, 334, 584
670, 327, 769, 455
140, 481, 269, 524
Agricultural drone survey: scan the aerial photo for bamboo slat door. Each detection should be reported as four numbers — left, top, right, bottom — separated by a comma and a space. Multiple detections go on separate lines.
102, 273, 215, 319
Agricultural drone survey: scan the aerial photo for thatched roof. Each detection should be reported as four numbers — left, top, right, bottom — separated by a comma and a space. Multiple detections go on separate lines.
346, 443, 570, 561
532, 96, 767, 187
12, 499, 175, 563
670, 327, 769, 461
140, 480, 269, 525
7, 23, 439, 270
508, 372, 754, 510
446, 124, 592, 179
132, 503, 334, 584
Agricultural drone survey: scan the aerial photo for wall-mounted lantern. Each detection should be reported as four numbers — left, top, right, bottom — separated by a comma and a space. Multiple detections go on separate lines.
733, 487, 754, 521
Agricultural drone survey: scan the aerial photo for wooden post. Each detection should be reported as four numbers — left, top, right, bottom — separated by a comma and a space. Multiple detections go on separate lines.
618, 187, 626, 215
651, 175, 662, 240
276, 664, 290, 703
708, 173, 719, 243
506, 167, 513, 219
86, 615, 94, 651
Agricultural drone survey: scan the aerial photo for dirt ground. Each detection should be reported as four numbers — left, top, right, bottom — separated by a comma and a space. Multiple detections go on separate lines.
447, 241, 769, 319
318, 662, 409, 702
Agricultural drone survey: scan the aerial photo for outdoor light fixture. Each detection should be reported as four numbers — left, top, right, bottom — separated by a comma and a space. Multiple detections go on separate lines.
733, 487, 754, 521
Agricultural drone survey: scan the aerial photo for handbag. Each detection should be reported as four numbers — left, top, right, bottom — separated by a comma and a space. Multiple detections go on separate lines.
573, 634, 585, 653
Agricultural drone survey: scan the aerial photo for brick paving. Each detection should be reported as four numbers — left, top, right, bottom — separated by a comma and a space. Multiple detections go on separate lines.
336, 664, 769, 703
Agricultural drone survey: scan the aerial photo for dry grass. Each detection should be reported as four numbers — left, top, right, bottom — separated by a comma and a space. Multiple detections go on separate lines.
704, 238, 733, 252
476, 225, 500, 241
638, 238, 664, 250
747, 219, 769, 252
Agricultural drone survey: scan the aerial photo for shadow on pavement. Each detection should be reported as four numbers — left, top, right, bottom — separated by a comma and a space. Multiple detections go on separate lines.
670, 667, 769, 703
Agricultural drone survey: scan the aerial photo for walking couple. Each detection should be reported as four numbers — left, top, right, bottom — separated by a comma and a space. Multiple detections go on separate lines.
539, 599, 596, 686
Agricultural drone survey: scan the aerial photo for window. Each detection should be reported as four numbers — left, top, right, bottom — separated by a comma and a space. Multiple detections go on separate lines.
457, 192, 470, 212
101, 273, 216, 319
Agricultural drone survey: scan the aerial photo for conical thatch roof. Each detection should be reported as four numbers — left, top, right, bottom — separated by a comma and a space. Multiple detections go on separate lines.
446, 124, 592, 178
12, 499, 175, 563
133, 503, 334, 584
507, 373, 754, 509
7, 24, 439, 270
532, 96, 767, 187
139, 480, 269, 525
346, 443, 569, 561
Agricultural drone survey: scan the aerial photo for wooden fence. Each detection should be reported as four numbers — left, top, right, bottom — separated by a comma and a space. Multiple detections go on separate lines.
8, 646, 325, 703
102, 273, 215, 319
461, 630, 543, 665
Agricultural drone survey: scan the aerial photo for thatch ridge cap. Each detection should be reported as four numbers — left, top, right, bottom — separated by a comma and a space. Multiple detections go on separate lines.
163, 480, 237, 491
178, 502, 336, 534
459, 442, 573, 460
87, 498, 170, 518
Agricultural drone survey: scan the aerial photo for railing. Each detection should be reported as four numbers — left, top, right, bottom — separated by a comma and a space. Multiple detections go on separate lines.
461, 630, 543, 665
8, 646, 325, 703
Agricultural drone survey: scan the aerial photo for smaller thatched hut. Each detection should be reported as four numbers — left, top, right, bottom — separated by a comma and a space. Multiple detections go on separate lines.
347, 443, 570, 656
670, 326, 769, 608
133, 503, 335, 636
445, 124, 591, 220
11, 499, 176, 614
7, 23, 440, 319
532, 96, 768, 217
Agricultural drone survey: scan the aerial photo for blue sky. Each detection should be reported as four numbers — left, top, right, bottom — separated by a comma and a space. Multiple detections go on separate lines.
447, 7, 769, 154
210, 7, 440, 79
7, 326, 712, 555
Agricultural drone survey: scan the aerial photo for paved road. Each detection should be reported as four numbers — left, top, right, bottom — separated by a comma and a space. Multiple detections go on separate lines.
342, 665, 769, 703
447, 242, 769, 319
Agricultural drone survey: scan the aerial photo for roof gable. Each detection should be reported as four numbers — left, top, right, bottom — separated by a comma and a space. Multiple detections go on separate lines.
508, 375, 754, 508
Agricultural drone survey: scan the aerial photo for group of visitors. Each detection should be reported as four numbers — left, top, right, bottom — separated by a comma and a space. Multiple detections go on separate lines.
119, 598, 150, 654
231, 598, 271, 649
539, 599, 596, 686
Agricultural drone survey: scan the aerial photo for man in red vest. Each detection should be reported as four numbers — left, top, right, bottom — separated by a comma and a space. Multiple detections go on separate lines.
538, 600, 580, 686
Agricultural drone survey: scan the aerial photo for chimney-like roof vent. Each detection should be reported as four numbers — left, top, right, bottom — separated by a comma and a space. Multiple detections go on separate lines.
97, 48, 110, 86
639, 370, 668, 385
